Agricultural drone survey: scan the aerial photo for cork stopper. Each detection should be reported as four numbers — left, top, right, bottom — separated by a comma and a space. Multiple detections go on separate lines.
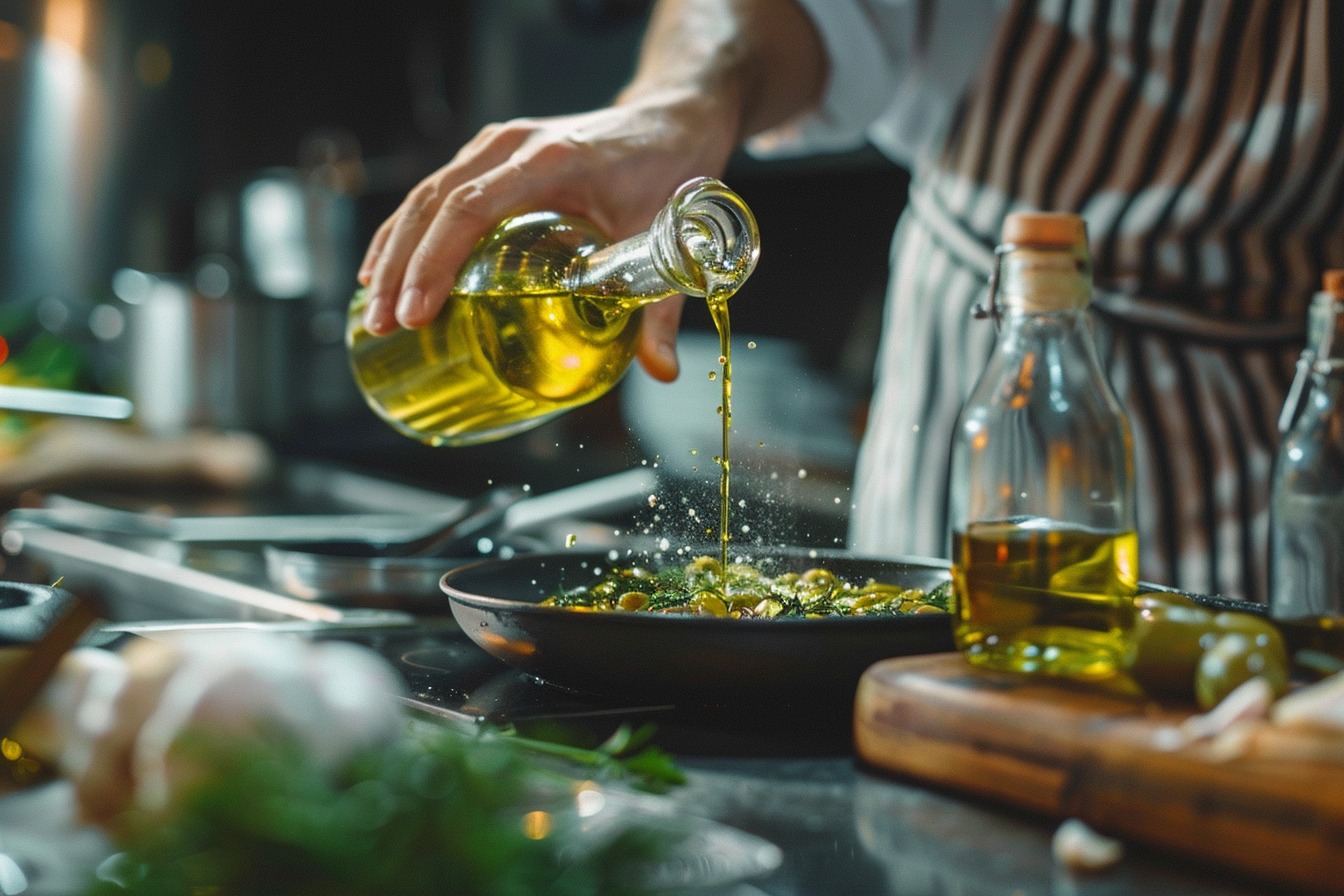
1001, 212, 1087, 249
1324, 269, 1344, 298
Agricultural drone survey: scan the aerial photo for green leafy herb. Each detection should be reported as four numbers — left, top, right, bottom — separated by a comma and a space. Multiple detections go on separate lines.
85, 722, 683, 896
544, 555, 951, 619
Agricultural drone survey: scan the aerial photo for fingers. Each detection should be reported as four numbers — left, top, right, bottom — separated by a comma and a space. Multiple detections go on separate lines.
637, 295, 685, 382
360, 122, 541, 334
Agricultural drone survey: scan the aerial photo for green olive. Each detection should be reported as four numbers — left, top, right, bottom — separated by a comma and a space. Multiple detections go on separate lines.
684, 556, 721, 577
690, 591, 728, 618
1126, 595, 1215, 699
1195, 631, 1290, 711
753, 598, 783, 618
725, 592, 759, 611
851, 592, 891, 610
1211, 610, 1282, 642
617, 591, 649, 612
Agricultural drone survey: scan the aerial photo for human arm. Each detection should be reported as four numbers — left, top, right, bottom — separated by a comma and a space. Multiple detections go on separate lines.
357, 0, 827, 382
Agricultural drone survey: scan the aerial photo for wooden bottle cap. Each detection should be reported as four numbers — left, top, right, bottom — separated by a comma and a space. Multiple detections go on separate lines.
1324, 269, 1344, 298
1001, 212, 1087, 248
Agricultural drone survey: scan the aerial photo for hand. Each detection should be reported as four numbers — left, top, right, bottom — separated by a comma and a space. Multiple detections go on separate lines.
357, 93, 738, 383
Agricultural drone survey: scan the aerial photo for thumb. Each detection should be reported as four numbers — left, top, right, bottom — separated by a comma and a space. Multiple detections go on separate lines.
636, 295, 685, 382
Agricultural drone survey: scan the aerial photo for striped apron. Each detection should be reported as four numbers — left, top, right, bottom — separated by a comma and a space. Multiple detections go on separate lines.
850, 0, 1344, 602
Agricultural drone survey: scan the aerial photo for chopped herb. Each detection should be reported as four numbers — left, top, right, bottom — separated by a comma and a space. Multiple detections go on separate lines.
85, 722, 683, 896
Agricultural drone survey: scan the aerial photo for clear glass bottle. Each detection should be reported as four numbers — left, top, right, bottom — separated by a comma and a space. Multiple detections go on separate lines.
1269, 270, 1344, 635
347, 177, 759, 446
948, 212, 1139, 680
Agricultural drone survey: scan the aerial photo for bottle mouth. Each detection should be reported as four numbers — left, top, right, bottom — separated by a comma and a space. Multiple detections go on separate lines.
994, 245, 1093, 314
652, 177, 760, 297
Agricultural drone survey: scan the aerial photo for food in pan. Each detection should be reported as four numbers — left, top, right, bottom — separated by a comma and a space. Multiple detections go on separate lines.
541, 555, 951, 619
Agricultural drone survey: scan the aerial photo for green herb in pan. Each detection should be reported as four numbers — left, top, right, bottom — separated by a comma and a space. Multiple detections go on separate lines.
542, 556, 951, 619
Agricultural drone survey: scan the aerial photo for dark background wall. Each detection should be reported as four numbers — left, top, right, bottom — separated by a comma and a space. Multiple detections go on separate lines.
0, 0, 908, 499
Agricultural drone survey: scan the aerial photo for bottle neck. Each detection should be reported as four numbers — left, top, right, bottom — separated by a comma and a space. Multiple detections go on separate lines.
1280, 292, 1344, 434
568, 177, 759, 311
994, 244, 1092, 317
1305, 292, 1344, 360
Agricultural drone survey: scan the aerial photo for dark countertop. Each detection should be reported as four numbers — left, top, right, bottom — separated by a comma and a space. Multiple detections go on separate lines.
0, 461, 1299, 896
668, 756, 1272, 896
0, 752, 1275, 896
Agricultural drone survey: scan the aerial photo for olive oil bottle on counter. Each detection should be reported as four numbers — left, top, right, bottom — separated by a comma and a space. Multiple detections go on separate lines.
1270, 270, 1344, 654
948, 212, 1139, 680
347, 177, 759, 446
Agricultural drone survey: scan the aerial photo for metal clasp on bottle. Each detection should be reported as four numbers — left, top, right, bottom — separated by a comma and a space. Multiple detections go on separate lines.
971, 245, 1011, 330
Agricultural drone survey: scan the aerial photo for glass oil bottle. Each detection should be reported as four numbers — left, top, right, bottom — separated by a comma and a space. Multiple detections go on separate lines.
948, 212, 1139, 680
347, 177, 759, 446
1269, 270, 1344, 654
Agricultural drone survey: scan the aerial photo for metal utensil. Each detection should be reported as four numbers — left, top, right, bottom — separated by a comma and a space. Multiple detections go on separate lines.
0, 385, 133, 420
262, 469, 658, 608
5, 504, 435, 544
283, 485, 530, 560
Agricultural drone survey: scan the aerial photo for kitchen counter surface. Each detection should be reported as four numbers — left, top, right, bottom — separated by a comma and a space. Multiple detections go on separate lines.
0, 747, 1281, 896
0, 463, 1309, 896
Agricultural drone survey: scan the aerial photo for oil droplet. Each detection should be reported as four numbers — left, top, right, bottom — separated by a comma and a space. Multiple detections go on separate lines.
747, 341, 757, 350
798, 469, 809, 479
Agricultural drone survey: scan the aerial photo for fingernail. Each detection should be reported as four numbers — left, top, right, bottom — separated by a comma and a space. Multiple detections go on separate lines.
362, 292, 389, 333
397, 286, 426, 325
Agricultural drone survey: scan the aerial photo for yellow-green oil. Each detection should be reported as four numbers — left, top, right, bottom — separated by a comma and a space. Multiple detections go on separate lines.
952, 518, 1139, 679
348, 286, 640, 447
708, 288, 732, 574
348, 207, 748, 587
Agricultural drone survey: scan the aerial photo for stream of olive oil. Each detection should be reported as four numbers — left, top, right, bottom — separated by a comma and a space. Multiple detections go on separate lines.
707, 286, 733, 577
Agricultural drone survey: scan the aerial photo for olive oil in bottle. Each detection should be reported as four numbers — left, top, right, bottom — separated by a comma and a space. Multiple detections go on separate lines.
347, 178, 759, 447
948, 213, 1139, 680
953, 519, 1138, 678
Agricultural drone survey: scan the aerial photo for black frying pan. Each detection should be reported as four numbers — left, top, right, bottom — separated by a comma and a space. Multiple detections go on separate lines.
439, 547, 956, 709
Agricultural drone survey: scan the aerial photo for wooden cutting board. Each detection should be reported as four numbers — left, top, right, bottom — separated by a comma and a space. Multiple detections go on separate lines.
854, 653, 1344, 893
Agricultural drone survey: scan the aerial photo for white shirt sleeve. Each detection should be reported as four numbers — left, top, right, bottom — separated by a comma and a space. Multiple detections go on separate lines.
748, 0, 1006, 169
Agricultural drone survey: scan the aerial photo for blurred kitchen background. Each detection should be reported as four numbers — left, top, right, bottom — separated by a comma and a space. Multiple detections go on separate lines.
0, 0, 909, 547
